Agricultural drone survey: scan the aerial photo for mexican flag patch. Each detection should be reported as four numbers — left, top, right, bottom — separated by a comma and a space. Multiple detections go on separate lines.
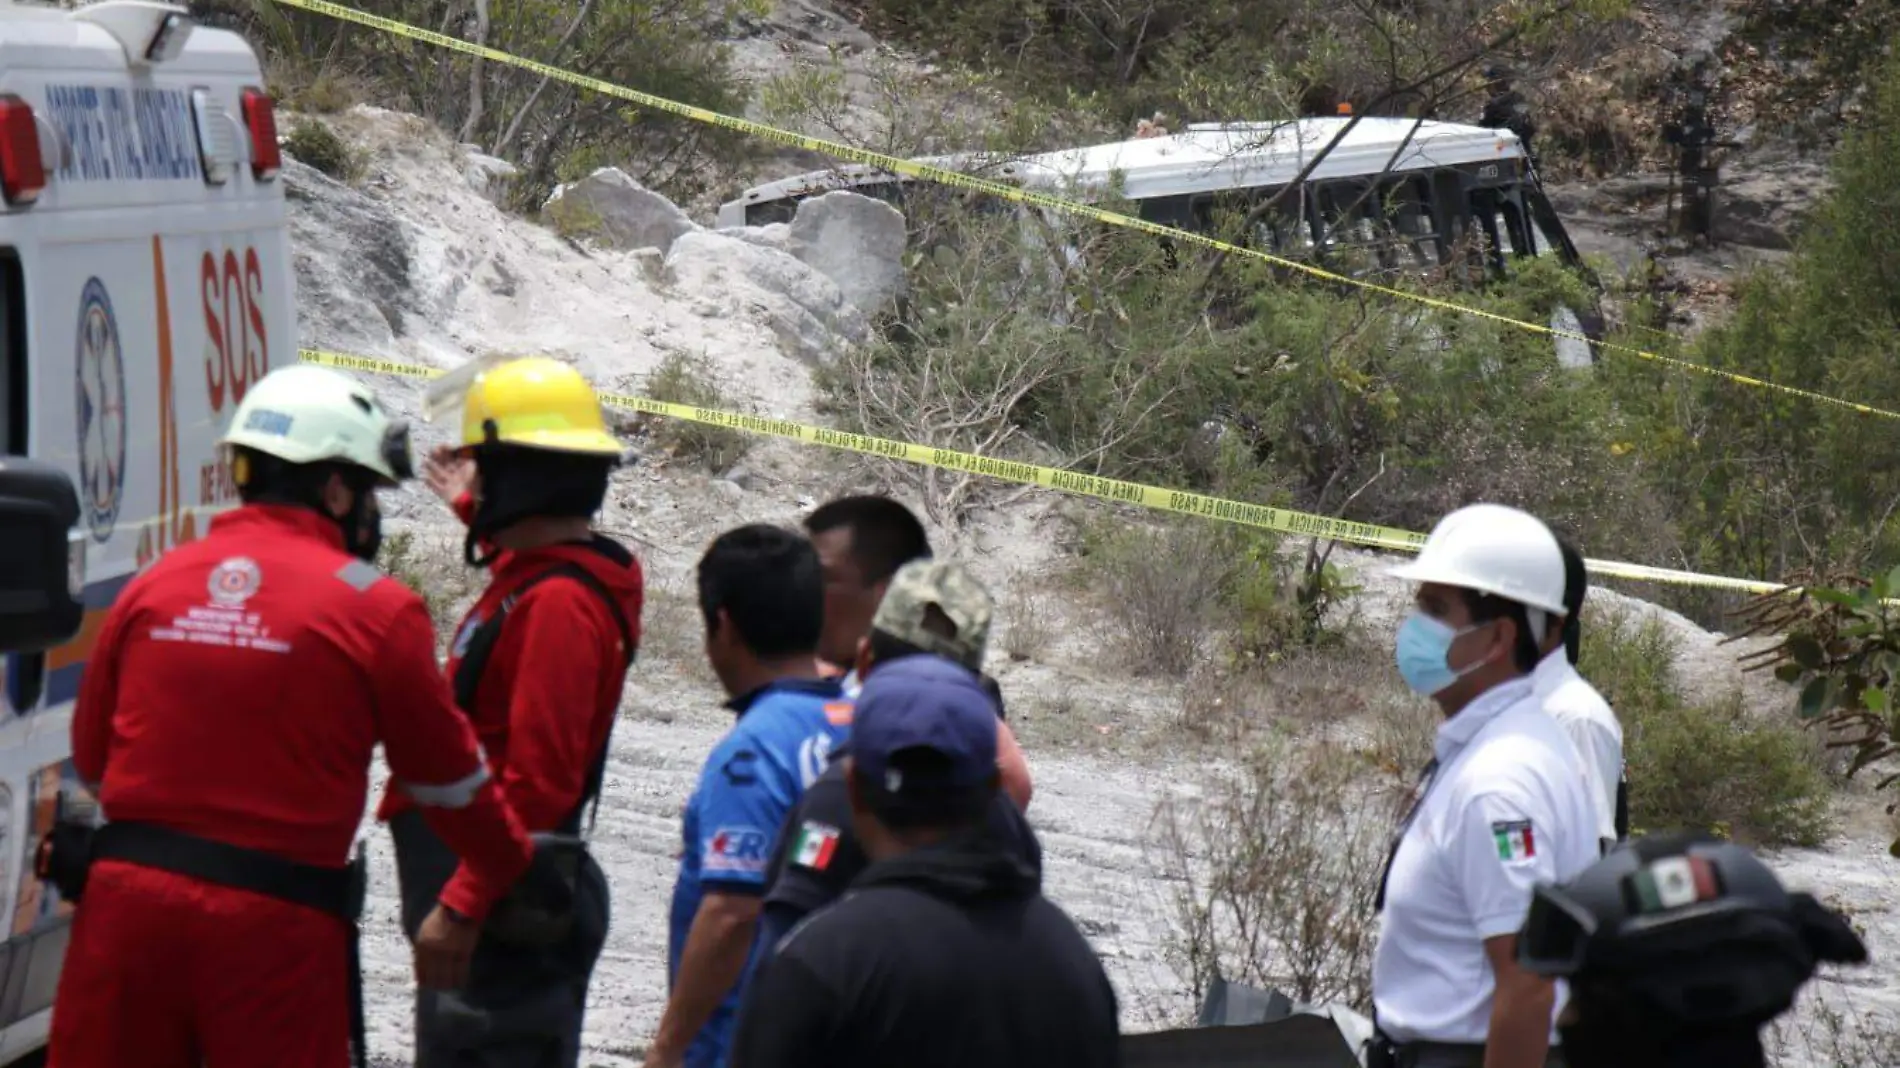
792, 821, 841, 871
1631, 855, 1722, 913
1492, 819, 1536, 861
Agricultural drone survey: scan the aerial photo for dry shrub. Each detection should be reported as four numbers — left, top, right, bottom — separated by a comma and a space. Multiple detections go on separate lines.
997, 570, 1057, 663
635, 352, 753, 473
1152, 736, 1404, 1010
1365, 674, 1438, 781
1174, 646, 1426, 753
377, 528, 473, 637
1766, 993, 1900, 1067
1075, 520, 1232, 678
634, 571, 708, 679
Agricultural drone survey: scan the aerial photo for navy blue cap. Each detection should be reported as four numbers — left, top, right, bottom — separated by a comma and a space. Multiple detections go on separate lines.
850, 655, 998, 811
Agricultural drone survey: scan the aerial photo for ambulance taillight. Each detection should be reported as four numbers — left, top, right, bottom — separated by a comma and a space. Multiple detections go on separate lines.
241, 87, 281, 182
0, 95, 46, 207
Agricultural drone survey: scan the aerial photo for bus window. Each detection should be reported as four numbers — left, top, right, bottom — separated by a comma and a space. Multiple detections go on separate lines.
743, 199, 799, 227
1138, 194, 1196, 230
1184, 187, 1312, 256
1313, 178, 1445, 278
1313, 179, 1385, 277
2, 249, 22, 455
1380, 177, 1440, 272
1495, 197, 1537, 258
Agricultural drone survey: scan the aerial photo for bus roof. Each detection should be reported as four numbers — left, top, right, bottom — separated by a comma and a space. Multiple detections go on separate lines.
1019, 117, 1525, 199
718, 117, 1526, 221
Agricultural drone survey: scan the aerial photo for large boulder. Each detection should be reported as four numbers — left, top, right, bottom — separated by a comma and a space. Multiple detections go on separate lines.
545, 167, 702, 254
661, 231, 868, 365
1713, 159, 1830, 251
460, 146, 518, 205
787, 191, 907, 316
283, 157, 414, 348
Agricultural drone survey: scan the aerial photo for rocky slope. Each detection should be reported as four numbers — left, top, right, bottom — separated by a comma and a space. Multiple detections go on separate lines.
295, 83, 1895, 1068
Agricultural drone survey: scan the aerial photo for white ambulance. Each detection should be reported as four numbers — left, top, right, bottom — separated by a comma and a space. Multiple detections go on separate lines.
0, 1, 296, 1059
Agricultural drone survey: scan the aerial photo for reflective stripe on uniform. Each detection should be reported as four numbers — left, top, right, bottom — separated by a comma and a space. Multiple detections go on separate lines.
401, 764, 491, 808
335, 560, 382, 592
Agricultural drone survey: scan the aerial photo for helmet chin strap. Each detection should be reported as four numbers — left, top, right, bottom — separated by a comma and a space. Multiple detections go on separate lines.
464, 524, 500, 569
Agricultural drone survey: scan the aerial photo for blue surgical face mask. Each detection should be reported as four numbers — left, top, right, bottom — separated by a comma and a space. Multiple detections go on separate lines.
1395, 612, 1488, 696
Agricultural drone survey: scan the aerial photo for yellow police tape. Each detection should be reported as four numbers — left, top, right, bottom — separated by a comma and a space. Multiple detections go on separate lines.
265, 0, 1900, 423
299, 347, 1786, 595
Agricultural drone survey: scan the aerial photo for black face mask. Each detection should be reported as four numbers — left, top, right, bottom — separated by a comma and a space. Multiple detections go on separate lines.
461, 446, 614, 569
340, 480, 384, 563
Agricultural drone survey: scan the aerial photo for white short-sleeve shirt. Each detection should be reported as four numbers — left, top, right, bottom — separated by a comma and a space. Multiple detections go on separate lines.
1530, 650, 1624, 846
1372, 677, 1601, 1045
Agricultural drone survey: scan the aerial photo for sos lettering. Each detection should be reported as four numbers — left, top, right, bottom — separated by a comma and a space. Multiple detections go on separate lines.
199, 247, 269, 505
202, 247, 269, 413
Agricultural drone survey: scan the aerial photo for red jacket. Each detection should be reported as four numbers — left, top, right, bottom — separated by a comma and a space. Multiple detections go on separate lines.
376, 492, 643, 912
74, 505, 533, 920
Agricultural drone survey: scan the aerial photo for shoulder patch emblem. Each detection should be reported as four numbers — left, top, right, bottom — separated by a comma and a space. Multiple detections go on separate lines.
823, 701, 854, 727
1491, 819, 1536, 861
791, 821, 841, 871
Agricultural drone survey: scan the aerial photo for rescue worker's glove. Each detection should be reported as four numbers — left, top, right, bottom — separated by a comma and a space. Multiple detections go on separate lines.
483, 833, 583, 948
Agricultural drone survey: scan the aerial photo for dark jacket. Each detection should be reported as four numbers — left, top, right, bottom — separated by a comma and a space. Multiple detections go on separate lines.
727, 834, 1120, 1068
755, 755, 1042, 930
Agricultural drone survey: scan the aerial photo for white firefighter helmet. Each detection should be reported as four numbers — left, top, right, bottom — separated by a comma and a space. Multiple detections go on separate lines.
219, 364, 413, 485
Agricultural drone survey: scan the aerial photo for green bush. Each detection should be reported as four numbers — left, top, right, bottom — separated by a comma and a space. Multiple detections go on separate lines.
1579, 608, 1833, 847
639, 352, 752, 472
193, 0, 755, 207
845, 0, 1630, 137
817, 196, 1673, 570
282, 117, 361, 181
1627, 53, 1900, 585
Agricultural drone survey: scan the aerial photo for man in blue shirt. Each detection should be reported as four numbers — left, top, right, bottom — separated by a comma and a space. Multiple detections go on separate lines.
647, 524, 850, 1068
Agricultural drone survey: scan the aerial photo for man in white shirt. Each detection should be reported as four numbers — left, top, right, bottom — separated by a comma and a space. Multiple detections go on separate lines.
1372, 503, 1602, 1068
1529, 534, 1625, 854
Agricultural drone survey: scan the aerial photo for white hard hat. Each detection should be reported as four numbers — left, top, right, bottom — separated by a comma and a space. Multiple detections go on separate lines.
219, 365, 413, 484
1387, 503, 1568, 615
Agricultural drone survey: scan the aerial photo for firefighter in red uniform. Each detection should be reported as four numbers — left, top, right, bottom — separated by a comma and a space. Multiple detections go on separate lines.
46, 364, 537, 1068
375, 356, 644, 1068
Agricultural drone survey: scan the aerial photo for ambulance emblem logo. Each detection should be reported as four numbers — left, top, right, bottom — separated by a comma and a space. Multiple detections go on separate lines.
74, 277, 127, 544
207, 556, 262, 607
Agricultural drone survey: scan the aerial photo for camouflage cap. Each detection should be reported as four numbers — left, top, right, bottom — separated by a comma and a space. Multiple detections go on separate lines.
870, 559, 994, 671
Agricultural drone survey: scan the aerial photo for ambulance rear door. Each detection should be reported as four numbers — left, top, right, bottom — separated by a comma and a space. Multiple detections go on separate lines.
0, 2, 297, 1056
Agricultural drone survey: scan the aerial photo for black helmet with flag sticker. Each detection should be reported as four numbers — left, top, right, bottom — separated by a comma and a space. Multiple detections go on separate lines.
1519, 832, 1867, 1065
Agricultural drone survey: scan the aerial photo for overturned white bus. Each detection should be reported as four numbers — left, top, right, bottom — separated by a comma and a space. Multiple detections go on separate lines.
717, 116, 1603, 368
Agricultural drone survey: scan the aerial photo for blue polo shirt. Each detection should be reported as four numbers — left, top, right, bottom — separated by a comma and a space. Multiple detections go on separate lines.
667, 676, 852, 1068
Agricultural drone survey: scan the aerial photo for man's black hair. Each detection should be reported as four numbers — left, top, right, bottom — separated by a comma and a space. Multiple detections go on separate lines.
697, 524, 824, 658
1555, 532, 1588, 666
233, 446, 371, 508
1459, 589, 1543, 673
803, 496, 931, 586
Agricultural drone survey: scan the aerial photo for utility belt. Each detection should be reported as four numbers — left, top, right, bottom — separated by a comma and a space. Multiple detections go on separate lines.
38, 819, 372, 1068
49, 821, 367, 919
1368, 1031, 1567, 1068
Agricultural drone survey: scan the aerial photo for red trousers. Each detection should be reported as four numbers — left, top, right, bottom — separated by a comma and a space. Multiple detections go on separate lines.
48, 859, 351, 1068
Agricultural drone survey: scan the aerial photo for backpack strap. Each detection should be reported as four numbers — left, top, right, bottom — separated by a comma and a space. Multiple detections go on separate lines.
451, 561, 636, 836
